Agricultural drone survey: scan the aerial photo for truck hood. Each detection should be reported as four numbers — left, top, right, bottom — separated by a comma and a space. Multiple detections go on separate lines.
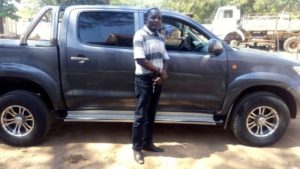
231, 47, 300, 67
227, 47, 300, 84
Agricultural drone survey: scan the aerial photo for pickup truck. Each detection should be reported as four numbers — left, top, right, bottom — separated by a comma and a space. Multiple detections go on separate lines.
0, 5, 300, 147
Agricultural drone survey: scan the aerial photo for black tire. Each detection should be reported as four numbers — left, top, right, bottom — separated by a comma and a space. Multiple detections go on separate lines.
224, 32, 242, 47
283, 36, 300, 53
231, 92, 290, 147
0, 90, 51, 146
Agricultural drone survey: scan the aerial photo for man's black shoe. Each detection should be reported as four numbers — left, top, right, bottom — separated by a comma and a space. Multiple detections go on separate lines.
143, 143, 164, 152
133, 150, 144, 164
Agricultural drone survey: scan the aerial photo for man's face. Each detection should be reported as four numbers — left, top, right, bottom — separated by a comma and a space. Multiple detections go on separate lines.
146, 9, 162, 31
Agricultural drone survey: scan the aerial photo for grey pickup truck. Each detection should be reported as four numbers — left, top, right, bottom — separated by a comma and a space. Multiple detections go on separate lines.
0, 5, 300, 147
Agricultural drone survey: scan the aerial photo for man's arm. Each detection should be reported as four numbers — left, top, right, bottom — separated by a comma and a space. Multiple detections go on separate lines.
162, 60, 168, 73
136, 59, 168, 79
161, 47, 170, 80
162, 60, 168, 71
136, 59, 161, 74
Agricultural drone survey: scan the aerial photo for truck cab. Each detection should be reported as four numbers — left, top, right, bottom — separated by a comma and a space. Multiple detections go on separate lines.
204, 5, 300, 52
209, 6, 241, 41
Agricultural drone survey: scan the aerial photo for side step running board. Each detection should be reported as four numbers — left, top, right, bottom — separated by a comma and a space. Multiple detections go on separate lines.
65, 110, 223, 125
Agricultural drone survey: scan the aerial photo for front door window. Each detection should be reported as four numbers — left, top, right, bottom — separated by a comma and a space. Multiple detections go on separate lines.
161, 17, 209, 54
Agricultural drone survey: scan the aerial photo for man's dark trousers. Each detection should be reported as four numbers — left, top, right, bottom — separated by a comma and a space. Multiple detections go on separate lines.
132, 74, 162, 150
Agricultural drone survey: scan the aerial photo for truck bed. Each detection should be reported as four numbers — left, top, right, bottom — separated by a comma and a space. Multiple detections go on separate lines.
0, 39, 20, 46
241, 14, 300, 31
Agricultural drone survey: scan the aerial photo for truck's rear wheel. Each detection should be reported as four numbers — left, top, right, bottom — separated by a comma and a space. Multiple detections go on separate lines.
231, 92, 290, 146
0, 90, 51, 146
283, 36, 300, 53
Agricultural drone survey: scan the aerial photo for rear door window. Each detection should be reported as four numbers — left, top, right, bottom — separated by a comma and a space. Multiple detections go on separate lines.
78, 11, 134, 47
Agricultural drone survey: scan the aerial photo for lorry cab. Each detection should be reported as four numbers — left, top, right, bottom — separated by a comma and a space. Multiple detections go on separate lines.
207, 6, 241, 40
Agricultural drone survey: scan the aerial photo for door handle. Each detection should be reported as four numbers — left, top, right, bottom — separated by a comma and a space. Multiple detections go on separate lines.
70, 55, 90, 62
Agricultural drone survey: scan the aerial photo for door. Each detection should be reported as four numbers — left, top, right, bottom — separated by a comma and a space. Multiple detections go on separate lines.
157, 15, 228, 112
65, 9, 138, 110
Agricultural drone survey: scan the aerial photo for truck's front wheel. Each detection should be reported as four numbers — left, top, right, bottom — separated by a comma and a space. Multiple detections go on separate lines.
224, 32, 242, 47
231, 92, 290, 146
0, 90, 51, 146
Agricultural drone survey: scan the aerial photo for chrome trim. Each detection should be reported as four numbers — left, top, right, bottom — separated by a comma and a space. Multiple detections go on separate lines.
50, 6, 60, 45
70, 56, 90, 61
1, 105, 35, 137
246, 106, 279, 137
65, 110, 222, 125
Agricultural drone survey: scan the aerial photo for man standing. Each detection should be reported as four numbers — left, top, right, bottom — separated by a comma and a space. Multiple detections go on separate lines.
132, 8, 169, 164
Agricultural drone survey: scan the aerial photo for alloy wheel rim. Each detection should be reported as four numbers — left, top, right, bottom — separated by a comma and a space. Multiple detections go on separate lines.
1, 105, 34, 137
246, 106, 279, 137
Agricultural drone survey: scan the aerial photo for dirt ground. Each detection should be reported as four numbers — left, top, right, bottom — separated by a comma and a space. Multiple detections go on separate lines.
0, 117, 299, 169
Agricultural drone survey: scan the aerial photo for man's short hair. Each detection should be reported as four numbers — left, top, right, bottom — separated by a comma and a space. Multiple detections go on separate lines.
145, 7, 160, 19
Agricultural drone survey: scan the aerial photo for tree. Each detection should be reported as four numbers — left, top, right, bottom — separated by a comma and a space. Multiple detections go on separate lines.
18, 0, 110, 21
109, 0, 227, 23
14, 0, 300, 28
251, 0, 300, 13
109, 0, 300, 23
0, 0, 20, 34
160, 0, 226, 23
39, 0, 109, 6
18, 0, 41, 21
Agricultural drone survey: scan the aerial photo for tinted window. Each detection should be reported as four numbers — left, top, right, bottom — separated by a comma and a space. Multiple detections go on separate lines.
79, 12, 134, 47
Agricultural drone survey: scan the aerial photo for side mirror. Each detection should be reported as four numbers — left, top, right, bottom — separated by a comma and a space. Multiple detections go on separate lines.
208, 38, 223, 56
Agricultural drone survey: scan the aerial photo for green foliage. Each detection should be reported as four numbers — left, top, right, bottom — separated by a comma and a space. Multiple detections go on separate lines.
109, 0, 300, 23
39, 0, 109, 6
0, 0, 20, 33
18, 0, 41, 20
18, 0, 109, 20
14, 0, 300, 23
252, 0, 300, 14
0, 0, 20, 20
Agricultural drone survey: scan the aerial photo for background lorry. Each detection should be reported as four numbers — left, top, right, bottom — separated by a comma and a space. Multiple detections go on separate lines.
203, 6, 300, 53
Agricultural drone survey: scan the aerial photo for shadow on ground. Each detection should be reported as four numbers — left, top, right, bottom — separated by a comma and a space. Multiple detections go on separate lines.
0, 119, 299, 169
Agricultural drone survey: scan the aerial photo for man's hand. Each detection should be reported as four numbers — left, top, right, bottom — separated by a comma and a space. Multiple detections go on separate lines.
160, 70, 168, 80
153, 76, 163, 85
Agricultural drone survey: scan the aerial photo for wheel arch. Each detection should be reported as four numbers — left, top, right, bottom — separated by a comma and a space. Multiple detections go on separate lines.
0, 63, 65, 111
223, 85, 296, 129
235, 86, 296, 117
